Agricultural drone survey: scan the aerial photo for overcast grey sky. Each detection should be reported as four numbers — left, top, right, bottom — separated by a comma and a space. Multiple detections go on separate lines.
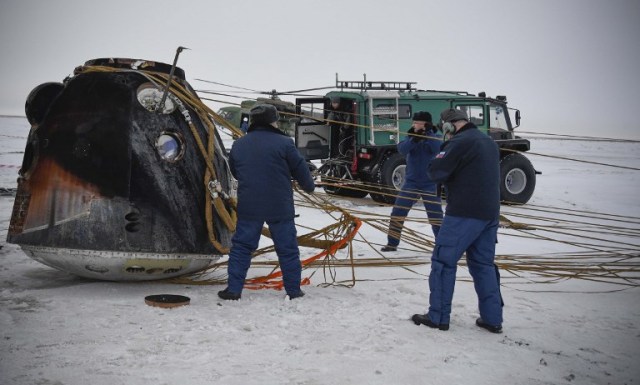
1, 0, 639, 139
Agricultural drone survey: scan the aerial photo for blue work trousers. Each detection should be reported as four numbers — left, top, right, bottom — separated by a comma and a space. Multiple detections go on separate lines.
227, 218, 302, 296
387, 186, 443, 246
427, 215, 503, 326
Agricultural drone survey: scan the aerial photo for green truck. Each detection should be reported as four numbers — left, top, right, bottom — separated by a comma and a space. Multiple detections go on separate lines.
294, 77, 537, 204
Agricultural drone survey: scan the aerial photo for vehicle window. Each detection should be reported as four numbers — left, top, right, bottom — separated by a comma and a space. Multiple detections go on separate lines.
489, 104, 509, 129
299, 102, 326, 124
376, 104, 412, 119
457, 105, 484, 126
217, 110, 236, 121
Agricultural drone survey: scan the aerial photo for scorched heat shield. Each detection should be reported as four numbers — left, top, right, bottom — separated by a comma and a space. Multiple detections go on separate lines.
7, 57, 236, 281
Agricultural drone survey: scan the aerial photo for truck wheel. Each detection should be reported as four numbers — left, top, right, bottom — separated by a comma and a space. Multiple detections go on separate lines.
321, 163, 369, 198
500, 153, 536, 205
370, 153, 405, 204
324, 184, 369, 198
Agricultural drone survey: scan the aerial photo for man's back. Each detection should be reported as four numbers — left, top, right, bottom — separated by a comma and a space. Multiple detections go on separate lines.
428, 124, 500, 220
230, 126, 314, 222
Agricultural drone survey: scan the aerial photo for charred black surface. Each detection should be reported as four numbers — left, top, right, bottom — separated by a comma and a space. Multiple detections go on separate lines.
9, 59, 232, 255
42, 73, 132, 198
25, 82, 64, 126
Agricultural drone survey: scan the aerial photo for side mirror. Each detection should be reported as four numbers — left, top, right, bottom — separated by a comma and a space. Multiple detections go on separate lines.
514, 110, 521, 127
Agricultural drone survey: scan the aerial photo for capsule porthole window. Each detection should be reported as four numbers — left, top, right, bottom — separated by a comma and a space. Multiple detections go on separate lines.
136, 83, 176, 114
156, 132, 184, 162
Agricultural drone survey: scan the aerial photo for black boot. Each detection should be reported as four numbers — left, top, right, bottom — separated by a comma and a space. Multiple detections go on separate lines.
476, 318, 502, 333
411, 314, 449, 331
380, 245, 397, 252
287, 290, 305, 300
218, 288, 241, 300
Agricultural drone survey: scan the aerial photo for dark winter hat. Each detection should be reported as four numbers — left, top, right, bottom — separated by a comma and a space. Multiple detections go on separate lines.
250, 104, 280, 125
330, 96, 341, 103
412, 111, 432, 123
440, 108, 469, 123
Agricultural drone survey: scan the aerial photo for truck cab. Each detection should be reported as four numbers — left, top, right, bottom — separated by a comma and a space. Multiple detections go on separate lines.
294, 77, 537, 204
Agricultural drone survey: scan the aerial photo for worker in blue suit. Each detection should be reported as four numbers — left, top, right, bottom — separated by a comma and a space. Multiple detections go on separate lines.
411, 108, 504, 333
218, 104, 315, 301
381, 111, 443, 252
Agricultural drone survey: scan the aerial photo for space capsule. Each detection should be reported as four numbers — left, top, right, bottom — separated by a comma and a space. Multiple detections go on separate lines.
7, 57, 236, 281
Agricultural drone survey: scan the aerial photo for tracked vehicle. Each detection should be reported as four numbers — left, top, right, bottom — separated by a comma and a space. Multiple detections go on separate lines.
294, 77, 536, 204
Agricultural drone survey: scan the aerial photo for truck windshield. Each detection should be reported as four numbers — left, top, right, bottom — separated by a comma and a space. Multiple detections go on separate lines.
489, 104, 510, 130
218, 109, 237, 122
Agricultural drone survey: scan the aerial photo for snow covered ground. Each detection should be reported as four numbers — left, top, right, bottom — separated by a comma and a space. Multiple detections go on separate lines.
1, 115, 639, 385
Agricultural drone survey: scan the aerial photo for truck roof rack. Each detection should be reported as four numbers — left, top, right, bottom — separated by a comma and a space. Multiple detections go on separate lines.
422, 89, 475, 96
335, 73, 416, 91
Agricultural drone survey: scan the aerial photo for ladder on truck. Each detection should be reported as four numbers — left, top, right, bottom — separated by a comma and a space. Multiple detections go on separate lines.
368, 92, 401, 145
335, 74, 416, 145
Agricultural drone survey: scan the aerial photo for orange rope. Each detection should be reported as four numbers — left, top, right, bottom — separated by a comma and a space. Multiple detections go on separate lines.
244, 216, 363, 290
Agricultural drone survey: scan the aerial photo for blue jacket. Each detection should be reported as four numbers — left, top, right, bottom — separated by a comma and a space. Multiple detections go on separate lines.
397, 128, 441, 188
427, 123, 500, 220
230, 124, 315, 222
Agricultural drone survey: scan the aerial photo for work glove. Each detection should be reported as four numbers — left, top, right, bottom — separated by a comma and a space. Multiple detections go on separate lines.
425, 122, 436, 134
407, 127, 425, 143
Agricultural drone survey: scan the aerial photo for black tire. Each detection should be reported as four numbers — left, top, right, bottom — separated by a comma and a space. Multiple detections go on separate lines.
321, 162, 369, 198
500, 153, 536, 205
324, 185, 369, 198
370, 153, 406, 204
